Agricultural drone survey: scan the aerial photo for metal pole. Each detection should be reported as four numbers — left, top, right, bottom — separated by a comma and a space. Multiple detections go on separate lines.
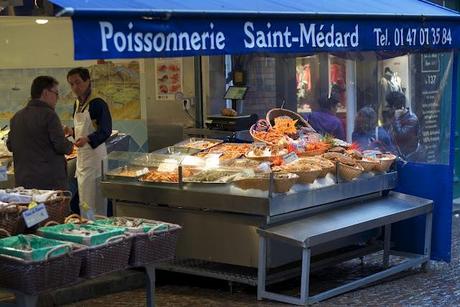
383, 224, 391, 268
145, 265, 156, 307
257, 236, 267, 301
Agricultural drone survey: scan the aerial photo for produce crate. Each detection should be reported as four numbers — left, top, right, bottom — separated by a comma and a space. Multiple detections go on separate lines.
79, 234, 133, 279
39, 190, 72, 225
37, 223, 125, 246
0, 204, 27, 236
0, 234, 72, 261
0, 244, 84, 295
129, 223, 182, 267
94, 216, 169, 234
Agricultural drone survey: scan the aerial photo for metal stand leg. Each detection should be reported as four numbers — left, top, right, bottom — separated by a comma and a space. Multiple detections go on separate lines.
145, 265, 156, 307
383, 224, 391, 268
422, 213, 433, 272
15, 293, 38, 307
257, 236, 267, 301
299, 248, 311, 305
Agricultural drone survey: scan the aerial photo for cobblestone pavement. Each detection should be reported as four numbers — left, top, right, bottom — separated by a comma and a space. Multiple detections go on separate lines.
65, 214, 460, 307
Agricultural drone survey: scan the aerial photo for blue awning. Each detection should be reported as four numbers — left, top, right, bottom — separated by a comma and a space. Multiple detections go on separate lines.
51, 0, 460, 19
49, 0, 460, 60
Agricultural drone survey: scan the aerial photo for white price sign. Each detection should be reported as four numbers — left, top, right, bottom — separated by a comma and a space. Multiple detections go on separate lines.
22, 203, 49, 228
283, 152, 299, 164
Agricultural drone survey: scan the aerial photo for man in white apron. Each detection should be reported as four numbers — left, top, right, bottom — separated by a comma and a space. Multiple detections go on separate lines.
65, 67, 112, 219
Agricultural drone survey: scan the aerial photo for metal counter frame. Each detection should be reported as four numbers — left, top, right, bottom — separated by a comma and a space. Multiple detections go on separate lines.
101, 171, 397, 218
257, 192, 433, 305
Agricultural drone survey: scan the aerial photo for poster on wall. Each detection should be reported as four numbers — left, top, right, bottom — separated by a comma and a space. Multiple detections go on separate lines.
0, 61, 141, 121
155, 58, 183, 101
418, 53, 441, 163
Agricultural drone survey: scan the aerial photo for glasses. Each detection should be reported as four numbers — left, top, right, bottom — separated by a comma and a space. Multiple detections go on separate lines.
48, 89, 59, 97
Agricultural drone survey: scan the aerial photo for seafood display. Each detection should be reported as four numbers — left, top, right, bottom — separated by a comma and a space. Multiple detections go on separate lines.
105, 109, 397, 191
184, 169, 241, 183
175, 138, 222, 150
106, 166, 149, 178
245, 145, 288, 160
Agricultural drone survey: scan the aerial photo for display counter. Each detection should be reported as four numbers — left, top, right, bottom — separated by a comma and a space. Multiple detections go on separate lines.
100, 142, 399, 269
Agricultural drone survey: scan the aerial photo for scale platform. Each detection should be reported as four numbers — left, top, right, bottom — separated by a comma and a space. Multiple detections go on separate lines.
206, 114, 258, 131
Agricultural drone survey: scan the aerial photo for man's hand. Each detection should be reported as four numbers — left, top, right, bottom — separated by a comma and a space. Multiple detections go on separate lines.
75, 136, 89, 147
63, 125, 73, 137
395, 108, 406, 119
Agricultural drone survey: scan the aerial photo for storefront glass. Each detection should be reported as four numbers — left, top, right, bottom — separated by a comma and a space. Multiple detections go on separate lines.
205, 51, 452, 165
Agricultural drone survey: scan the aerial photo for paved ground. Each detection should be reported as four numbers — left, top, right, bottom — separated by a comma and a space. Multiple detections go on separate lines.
62, 213, 460, 307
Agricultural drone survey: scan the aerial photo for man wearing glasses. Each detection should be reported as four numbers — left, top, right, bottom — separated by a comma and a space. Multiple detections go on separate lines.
7, 76, 73, 190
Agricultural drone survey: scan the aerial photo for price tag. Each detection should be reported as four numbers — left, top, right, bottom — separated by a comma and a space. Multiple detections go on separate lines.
205, 153, 222, 159
135, 168, 150, 177
22, 203, 49, 228
283, 152, 299, 164
0, 166, 6, 182
157, 162, 177, 173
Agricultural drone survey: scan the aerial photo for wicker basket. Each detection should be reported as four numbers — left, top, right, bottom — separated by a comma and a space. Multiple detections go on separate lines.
375, 155, 397, 172
129, 225, 181, 267
0, 204, 27, 236
298, 148, 328, 157
233, 173, 298, 193
266, 108, 312, 129
39, 191, 72, 225
338, 163, 364, 181
249, 124, 276, 145
0, 245, 83, 295
80, 234, 133, 279
312, 158, 336, 177
294, 167, 322, 184
0, 228, 11, 238
358, 159, 380, 172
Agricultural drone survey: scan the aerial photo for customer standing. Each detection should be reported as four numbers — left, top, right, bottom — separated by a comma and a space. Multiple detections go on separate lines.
352, 106, 396, 153
7, 76, 73, 190
64, 67, 112, 219
385, 91, 425, 161
305, 94, 346, 140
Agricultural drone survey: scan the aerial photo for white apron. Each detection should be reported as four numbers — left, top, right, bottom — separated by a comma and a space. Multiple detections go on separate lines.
74, 96, 107, 219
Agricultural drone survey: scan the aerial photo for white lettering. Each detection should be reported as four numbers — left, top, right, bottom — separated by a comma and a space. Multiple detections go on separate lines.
114, 32, 127, 52
216, 32, 225, 49
98, 21, 226, 54
134, 33, 143, 52
127, 22, 133, 51
99, 22, 113, 52
299, 23, 316, 47
166, 33, 177, 51
178, 32, 191, 51
190, 32, 201, 50
244, 22, 255, 48
153, 33, 166, 52
144, 33, 153, 52
350, 25, 359, 47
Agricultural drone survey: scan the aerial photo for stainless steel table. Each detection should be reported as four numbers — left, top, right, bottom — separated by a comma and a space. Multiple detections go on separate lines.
256, 192, 433, 305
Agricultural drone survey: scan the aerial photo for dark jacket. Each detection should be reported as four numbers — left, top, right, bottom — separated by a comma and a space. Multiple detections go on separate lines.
7, 99, 73, 190
390, 110, 421, 158
305, 110, 346, 140
352, 127, 397, 154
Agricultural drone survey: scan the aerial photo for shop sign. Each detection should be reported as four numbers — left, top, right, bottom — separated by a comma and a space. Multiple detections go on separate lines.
71, 18, 459, 60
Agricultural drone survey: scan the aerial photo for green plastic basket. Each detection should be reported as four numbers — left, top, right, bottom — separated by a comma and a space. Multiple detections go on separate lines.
0, 234, 72, 261
94, 217, 169, 234
37, 224, 125, 246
